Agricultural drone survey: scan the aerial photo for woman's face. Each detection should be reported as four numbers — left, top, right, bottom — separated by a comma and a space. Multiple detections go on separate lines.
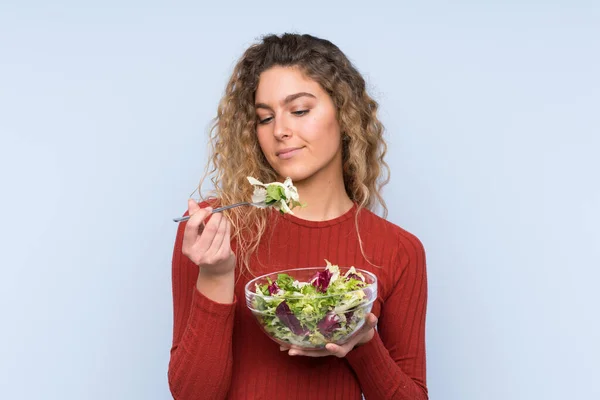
254, 66, 343, 184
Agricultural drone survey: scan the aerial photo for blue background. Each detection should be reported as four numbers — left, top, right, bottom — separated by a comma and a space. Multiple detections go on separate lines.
1, 1, 598, 399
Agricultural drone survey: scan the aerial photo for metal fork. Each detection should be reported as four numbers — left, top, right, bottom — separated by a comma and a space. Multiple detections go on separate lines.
172, 201, 267, 223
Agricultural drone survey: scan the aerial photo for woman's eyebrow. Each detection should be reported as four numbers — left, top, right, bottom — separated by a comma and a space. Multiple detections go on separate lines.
255, 92, 316, 110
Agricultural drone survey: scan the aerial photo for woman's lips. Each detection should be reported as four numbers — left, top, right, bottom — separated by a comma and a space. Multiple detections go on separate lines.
277, 147, 302, 159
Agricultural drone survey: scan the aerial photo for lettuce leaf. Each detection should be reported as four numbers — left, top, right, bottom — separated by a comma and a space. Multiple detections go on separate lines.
275, 301, 308, 336
252, 261, 374, 348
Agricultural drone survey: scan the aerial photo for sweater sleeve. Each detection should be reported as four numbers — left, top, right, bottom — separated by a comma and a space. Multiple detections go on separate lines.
345, 231, 428, 400
167, 210, 236, 400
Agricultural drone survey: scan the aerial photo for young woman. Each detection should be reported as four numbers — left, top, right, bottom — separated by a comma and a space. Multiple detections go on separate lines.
168, 33, 428, 400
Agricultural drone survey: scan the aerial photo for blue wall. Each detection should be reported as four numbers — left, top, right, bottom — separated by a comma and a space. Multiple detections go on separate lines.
1, 1, 598, 399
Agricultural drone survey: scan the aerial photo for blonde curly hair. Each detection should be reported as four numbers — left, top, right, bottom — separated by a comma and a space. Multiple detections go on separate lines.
198, 33, 390, 272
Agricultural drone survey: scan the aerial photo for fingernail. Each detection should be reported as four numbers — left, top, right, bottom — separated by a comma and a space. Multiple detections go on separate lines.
289, 351, 297, 356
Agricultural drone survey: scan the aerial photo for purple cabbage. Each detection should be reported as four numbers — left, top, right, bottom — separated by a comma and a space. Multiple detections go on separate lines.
346, 273, 364, 283
267, 281, 280, 295
311, 269, 333, 292
275, 301, 308, 335
317, 312, 341, 337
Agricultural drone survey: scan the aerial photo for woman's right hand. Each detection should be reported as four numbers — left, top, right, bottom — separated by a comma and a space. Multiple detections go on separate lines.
182, 199, 236, 279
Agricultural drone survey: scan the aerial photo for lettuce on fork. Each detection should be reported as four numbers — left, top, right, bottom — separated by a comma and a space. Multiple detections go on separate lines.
247, 176, 303, 214
251, 261, 373, 347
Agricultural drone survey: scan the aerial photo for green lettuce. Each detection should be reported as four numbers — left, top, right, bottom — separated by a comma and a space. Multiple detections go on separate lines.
252, 261, 373, 347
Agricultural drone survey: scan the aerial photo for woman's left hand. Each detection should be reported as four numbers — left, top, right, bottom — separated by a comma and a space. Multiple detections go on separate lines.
280, 313, 378, 358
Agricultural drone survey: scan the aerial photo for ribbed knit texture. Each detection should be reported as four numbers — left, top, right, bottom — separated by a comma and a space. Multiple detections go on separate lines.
168, 204, 428, 400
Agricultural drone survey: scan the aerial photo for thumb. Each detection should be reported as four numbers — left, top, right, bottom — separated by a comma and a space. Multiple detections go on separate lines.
365, 313, 378, 330
188, 199, 200, 215
356, 313, 377, 337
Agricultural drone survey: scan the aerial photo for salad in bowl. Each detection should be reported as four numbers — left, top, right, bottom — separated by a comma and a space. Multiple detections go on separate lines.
245, 261, 377, 349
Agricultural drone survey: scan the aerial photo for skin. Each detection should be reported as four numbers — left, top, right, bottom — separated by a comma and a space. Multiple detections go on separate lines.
183, 202, 235, 304
182, 65, 376, 357
254, 66, 354, 221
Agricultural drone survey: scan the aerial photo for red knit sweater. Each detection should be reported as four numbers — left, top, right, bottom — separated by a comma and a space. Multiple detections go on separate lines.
168, 204, 428, 400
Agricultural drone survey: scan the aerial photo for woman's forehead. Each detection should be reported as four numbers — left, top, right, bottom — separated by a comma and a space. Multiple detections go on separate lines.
255, 67, 323, 105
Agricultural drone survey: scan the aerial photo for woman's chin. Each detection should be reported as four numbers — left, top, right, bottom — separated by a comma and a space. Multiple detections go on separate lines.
271, 166, 309, 182
275, 171, 312, 184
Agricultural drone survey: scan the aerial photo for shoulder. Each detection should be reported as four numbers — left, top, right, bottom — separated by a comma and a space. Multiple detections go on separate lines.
349, 207, 427, 303
358, 207, 425, 251
357, 207, 426, 276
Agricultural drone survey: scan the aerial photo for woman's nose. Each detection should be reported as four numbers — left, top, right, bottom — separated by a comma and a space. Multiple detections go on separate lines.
273, 117, 292, 140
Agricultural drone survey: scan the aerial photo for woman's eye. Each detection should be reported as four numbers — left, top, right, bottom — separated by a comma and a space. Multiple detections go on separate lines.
258, 116, 273, 124
258, 110, 308, 124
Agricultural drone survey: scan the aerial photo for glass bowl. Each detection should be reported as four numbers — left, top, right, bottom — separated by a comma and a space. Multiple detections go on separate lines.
245, 267, 377, 350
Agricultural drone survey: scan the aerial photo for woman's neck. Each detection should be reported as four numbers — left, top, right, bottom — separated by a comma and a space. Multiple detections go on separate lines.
290, 175, 354, 222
